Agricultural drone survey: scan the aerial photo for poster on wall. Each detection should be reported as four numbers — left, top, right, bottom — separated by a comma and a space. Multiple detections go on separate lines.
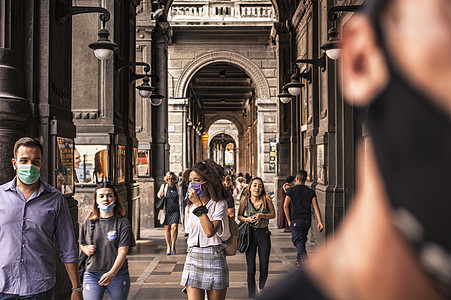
117, 145, 126, 183
304, 147, 311, 181
269, 140, 276, 171
317, 144, 325, 184
56, 137, 74, 194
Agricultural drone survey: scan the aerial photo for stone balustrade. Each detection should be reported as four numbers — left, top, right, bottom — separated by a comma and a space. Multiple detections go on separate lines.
168, 3, 274, 20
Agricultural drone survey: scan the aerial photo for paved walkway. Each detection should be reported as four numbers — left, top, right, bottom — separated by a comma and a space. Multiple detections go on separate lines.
122, 219, 317, 300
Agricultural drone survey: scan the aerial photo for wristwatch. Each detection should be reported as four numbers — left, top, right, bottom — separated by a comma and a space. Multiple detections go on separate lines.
72, 287, 83, 292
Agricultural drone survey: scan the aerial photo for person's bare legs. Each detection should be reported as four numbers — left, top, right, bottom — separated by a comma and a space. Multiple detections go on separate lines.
186, 286, 205, 300
164, 225, 171, 254
171, 223, 178, 253
206, 288, 227, 300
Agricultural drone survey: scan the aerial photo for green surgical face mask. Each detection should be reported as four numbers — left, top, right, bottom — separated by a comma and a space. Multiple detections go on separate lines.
17, 164, 41, 185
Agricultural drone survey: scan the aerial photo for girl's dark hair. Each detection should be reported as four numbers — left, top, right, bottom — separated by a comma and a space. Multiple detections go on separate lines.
245, 177, 269, 210
90, 182, 125, 221
188, 158, 228, 203
285, 175, 295, 183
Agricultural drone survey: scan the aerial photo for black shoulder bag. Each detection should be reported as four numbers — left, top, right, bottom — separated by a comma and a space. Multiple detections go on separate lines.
238, 198, 251, 253
79, 219, 96, 284
155, 184, 167, 210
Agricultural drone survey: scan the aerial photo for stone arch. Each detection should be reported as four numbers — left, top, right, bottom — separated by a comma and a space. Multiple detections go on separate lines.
205, 114, 244, 136
207, 120, 239, 146
175, 50, 271, 99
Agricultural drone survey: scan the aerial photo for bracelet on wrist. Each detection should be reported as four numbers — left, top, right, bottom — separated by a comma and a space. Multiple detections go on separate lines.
72, 287, 83, 292
193, 205, 208, 217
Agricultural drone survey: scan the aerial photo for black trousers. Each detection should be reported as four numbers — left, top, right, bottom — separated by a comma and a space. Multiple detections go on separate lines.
245, 227, 271, 298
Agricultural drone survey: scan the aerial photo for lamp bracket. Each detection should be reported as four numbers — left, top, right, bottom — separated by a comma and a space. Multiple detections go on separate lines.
130, 71, 160, 83
296, 55, 326, 72
327, 4, 365, 22
299, 69, 312, 83
116, 57, 151, 73
56, 1, 110, 25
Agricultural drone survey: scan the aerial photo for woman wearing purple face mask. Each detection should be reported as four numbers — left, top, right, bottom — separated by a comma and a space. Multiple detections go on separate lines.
181, 159, 231, 300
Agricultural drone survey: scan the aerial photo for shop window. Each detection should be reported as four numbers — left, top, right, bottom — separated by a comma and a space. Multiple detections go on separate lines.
138, 149, 150, 176
56, 137, 74, 194
75, 145, 108, 183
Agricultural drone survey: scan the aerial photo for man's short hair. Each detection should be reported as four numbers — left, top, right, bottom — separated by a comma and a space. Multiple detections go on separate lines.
296, 170, 308, 183
13, 137, 43, 158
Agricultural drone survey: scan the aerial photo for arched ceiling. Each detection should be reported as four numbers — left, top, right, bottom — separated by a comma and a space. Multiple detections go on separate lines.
188, 63, 254, 114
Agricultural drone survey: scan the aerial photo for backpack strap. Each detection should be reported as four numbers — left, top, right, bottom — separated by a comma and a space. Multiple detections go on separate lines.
89, 219, 96, 244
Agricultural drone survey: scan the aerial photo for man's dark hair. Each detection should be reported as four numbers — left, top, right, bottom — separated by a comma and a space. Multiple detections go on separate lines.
296, 170, 308, 183
13, 137, 43, 158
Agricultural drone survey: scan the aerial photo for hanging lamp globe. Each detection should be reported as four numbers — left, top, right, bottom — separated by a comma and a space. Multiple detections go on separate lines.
89, 28, 118, 60
278, 85, 292, 104
321, 27, 342, 60
136, 76, 154, 98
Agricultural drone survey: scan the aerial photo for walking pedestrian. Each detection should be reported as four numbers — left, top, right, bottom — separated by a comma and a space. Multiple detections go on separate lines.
181, 159, 231, 300
233, 176, 247, 202
245, 173, 252, 184
0, 137, 82, 299
179, 169, 190, 236
261, 1, 451, 298
157, 172, 180, 255
277, 175, 295, 232
284, 171, 323, 267
223, 175, 235, 218
80, 181, 135, 300
237, 177, 275, 298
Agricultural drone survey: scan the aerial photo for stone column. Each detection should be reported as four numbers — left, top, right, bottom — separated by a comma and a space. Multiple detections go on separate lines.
0, 1, 32, 184
256, 98, 277, 194
274, 22, 292, 210
151, 19, 171, 224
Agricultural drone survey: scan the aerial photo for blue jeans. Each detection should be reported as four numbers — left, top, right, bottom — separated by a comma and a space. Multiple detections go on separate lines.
290, 218, 311, 264
83, 270, 130, 300
0, 288, 54, 300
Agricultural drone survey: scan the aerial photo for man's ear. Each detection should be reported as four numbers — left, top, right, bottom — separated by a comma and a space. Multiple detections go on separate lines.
341, 14, 388, 106
11, 158, 16, 170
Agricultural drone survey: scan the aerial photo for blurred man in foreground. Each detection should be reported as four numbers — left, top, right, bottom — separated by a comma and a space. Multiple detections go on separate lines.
260, 0, 451, 299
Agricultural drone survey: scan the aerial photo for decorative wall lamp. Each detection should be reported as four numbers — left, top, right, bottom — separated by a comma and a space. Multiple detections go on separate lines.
149, 88, 164, 106
277, 85, 292, 104
320, 4, 365, 60
56, 1, 118, 60
286, 68, 312, 96
116, 58, 160, 100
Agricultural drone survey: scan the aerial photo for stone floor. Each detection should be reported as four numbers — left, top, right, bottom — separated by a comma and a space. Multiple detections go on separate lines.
113, 220, 316, 299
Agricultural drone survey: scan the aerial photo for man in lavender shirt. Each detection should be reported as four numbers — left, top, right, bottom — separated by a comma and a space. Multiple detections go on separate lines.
0, 137, 83, 299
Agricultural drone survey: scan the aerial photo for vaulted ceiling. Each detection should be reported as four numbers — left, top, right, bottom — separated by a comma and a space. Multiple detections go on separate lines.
188, 63, 255, 115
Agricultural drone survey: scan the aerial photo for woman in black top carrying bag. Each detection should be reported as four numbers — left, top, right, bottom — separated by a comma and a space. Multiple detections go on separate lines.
237, 177, 275, 298
157, 171, 180, 255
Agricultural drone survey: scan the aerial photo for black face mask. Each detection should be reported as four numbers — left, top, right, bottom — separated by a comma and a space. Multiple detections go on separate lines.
366, 6, 451, 295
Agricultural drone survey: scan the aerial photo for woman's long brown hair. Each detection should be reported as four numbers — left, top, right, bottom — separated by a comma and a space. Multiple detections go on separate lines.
90, 182, 125, 221
187, 158, 228, 205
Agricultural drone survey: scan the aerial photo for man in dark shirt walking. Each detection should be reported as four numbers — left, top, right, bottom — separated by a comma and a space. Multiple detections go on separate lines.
284, 170, 323, 267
